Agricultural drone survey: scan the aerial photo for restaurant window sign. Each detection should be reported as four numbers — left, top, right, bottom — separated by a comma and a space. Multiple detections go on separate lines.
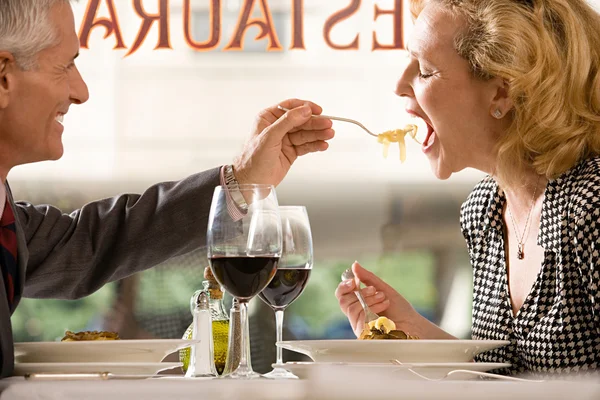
78, 0, 407, 56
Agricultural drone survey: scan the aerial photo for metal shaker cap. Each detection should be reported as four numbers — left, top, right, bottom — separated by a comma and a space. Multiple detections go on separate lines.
189, 288, 210, 313
195, 290, 210, 311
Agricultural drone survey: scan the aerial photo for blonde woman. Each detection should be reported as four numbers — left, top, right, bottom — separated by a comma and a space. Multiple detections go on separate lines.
336, 0, 600, 377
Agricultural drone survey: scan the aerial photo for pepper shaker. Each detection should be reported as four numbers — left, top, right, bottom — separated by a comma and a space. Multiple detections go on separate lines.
222, 298, 251, 376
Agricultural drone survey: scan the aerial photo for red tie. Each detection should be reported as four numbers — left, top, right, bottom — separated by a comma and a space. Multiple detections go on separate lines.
0, 196, 18, 310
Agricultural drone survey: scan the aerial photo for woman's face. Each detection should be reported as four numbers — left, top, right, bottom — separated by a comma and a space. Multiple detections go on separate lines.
396, 4, 506, 179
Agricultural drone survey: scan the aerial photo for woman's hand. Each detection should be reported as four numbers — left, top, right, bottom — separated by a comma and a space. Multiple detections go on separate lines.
335, 261, 420, 337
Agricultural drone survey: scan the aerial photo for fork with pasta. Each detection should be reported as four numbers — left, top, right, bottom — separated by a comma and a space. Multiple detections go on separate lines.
276, 106, 420, 162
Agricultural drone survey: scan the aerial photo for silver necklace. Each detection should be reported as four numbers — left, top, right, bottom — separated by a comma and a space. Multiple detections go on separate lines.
506, 179, 539, 260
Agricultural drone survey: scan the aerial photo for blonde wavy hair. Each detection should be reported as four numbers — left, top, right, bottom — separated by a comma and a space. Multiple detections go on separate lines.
410, 0, 600, 186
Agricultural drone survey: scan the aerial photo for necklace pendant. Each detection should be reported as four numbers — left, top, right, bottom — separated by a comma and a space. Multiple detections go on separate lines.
517, 244, 524, 260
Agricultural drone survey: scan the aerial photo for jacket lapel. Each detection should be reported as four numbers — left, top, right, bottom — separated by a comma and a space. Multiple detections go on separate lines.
5, 184, 28, 308
0, 183, 29, 377
0, 254, 14, 376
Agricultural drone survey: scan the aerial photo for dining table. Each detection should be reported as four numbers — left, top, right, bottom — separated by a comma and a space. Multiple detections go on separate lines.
1, 368, 599, 400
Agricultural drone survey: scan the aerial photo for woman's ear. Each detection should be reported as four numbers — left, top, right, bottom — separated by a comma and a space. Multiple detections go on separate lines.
489, 78, 513, 119
0, 52, 17, 109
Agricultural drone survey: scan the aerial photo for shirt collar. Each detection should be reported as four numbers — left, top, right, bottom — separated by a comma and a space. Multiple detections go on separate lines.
479, 179, 506, 234
537, 174, 570, 253
0, 183, 6, 221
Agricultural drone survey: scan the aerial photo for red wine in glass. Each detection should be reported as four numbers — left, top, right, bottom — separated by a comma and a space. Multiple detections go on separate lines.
259, 206, 313, 380
207, 184, 282, 380
258, 268, 311, 310
210, 256, 279, 301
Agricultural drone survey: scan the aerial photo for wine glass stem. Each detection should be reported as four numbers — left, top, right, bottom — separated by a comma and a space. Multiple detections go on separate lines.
274, 309, 285, 365
238, 300, 252, 372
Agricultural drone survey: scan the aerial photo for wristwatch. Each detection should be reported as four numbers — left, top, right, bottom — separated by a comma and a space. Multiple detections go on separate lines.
224, 164, 248, 211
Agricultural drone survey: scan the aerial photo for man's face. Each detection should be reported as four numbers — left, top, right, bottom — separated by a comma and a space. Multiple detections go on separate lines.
0, 2, 89, 168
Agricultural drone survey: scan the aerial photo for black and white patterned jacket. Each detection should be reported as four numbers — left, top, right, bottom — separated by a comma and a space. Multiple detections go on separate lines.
460, 157, 600, 377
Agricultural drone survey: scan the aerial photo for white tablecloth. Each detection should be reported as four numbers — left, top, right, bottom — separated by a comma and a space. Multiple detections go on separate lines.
1, 375, 599, 400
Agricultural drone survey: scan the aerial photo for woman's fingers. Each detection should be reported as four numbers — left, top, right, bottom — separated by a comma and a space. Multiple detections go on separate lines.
368, 299, 391, 314
339, 290, 388, 323
335, 279, 357, 299
336, 262, 398, 336
337, 285, 383, 311
353, 261, 396, 293
344, 292, 388, 317
347, 298, 392, 336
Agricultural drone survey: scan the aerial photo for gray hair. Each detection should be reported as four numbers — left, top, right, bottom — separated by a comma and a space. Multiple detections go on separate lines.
0, 0, 71, 70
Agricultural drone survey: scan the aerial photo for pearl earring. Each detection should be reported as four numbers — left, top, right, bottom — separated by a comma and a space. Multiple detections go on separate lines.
493, 109, 503, 119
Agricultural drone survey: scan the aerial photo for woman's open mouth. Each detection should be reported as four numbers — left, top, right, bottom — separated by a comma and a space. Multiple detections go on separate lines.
405, 108, 436, 153
422, 121, 436, 152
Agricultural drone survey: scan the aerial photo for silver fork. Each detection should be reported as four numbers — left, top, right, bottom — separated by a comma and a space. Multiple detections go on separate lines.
277, 105, 378, 137
341, 268, 380, 329
24, 372, 160, 380
390, 360, 545, 382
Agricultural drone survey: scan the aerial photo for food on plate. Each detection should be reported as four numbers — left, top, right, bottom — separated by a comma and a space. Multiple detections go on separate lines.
358, 317, 419, 340
60, 330, 120, 341
370, 316, 396, 333
377, 124, 419, 162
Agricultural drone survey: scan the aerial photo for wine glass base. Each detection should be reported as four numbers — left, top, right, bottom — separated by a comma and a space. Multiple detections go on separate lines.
184, 375, 216, 380
221, 368, 263, 380
262, 367, 298, 380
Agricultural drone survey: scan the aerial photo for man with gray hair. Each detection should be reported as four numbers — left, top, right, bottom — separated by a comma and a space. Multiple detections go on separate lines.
0, 0, 334, 377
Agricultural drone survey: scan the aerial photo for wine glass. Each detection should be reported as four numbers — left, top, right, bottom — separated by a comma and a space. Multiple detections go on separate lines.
207, 184, 282, 379
258, 206, 313, 379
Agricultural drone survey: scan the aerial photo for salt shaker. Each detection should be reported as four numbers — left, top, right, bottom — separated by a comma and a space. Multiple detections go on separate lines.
185, 290, 218, 378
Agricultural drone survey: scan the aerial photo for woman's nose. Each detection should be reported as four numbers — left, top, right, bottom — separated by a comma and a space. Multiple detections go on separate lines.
395, 67, 414, 98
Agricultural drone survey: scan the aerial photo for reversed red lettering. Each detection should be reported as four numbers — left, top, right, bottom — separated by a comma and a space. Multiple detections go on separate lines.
126, 0, 172, 57
290, 0, 305, 50
183, 0, 221, 51
79, 0, 126, 50
224, 0, 282, 51
323, 0, 360, 50
372, 0, 404, 51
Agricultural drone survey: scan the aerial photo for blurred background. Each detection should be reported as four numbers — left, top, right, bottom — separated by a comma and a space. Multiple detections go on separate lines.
10, 0, 600, 373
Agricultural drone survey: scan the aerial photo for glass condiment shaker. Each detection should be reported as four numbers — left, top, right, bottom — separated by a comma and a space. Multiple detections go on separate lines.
180, 267, 230, 375
185, 290, 218, 378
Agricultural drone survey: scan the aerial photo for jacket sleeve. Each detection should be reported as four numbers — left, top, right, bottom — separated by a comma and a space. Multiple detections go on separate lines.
19, 168, 221, 300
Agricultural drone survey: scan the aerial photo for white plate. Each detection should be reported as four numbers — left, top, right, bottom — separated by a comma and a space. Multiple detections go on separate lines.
274, 361, 512, 381
277, 340, 510, 363
13, 362, 182, 376
14, 339, 198, 363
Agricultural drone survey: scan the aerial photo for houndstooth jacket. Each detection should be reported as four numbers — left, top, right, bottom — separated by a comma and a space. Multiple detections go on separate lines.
460, 157, 600, 378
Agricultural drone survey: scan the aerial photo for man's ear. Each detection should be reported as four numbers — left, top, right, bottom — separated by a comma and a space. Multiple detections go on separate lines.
489, 77, 514, 120
0, 52, 17, 110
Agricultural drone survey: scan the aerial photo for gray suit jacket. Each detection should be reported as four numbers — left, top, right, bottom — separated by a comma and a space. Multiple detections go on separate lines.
0, 167, 221, 377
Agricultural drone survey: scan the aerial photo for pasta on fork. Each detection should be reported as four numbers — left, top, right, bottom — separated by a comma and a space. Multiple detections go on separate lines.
377, 124, 420, 162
